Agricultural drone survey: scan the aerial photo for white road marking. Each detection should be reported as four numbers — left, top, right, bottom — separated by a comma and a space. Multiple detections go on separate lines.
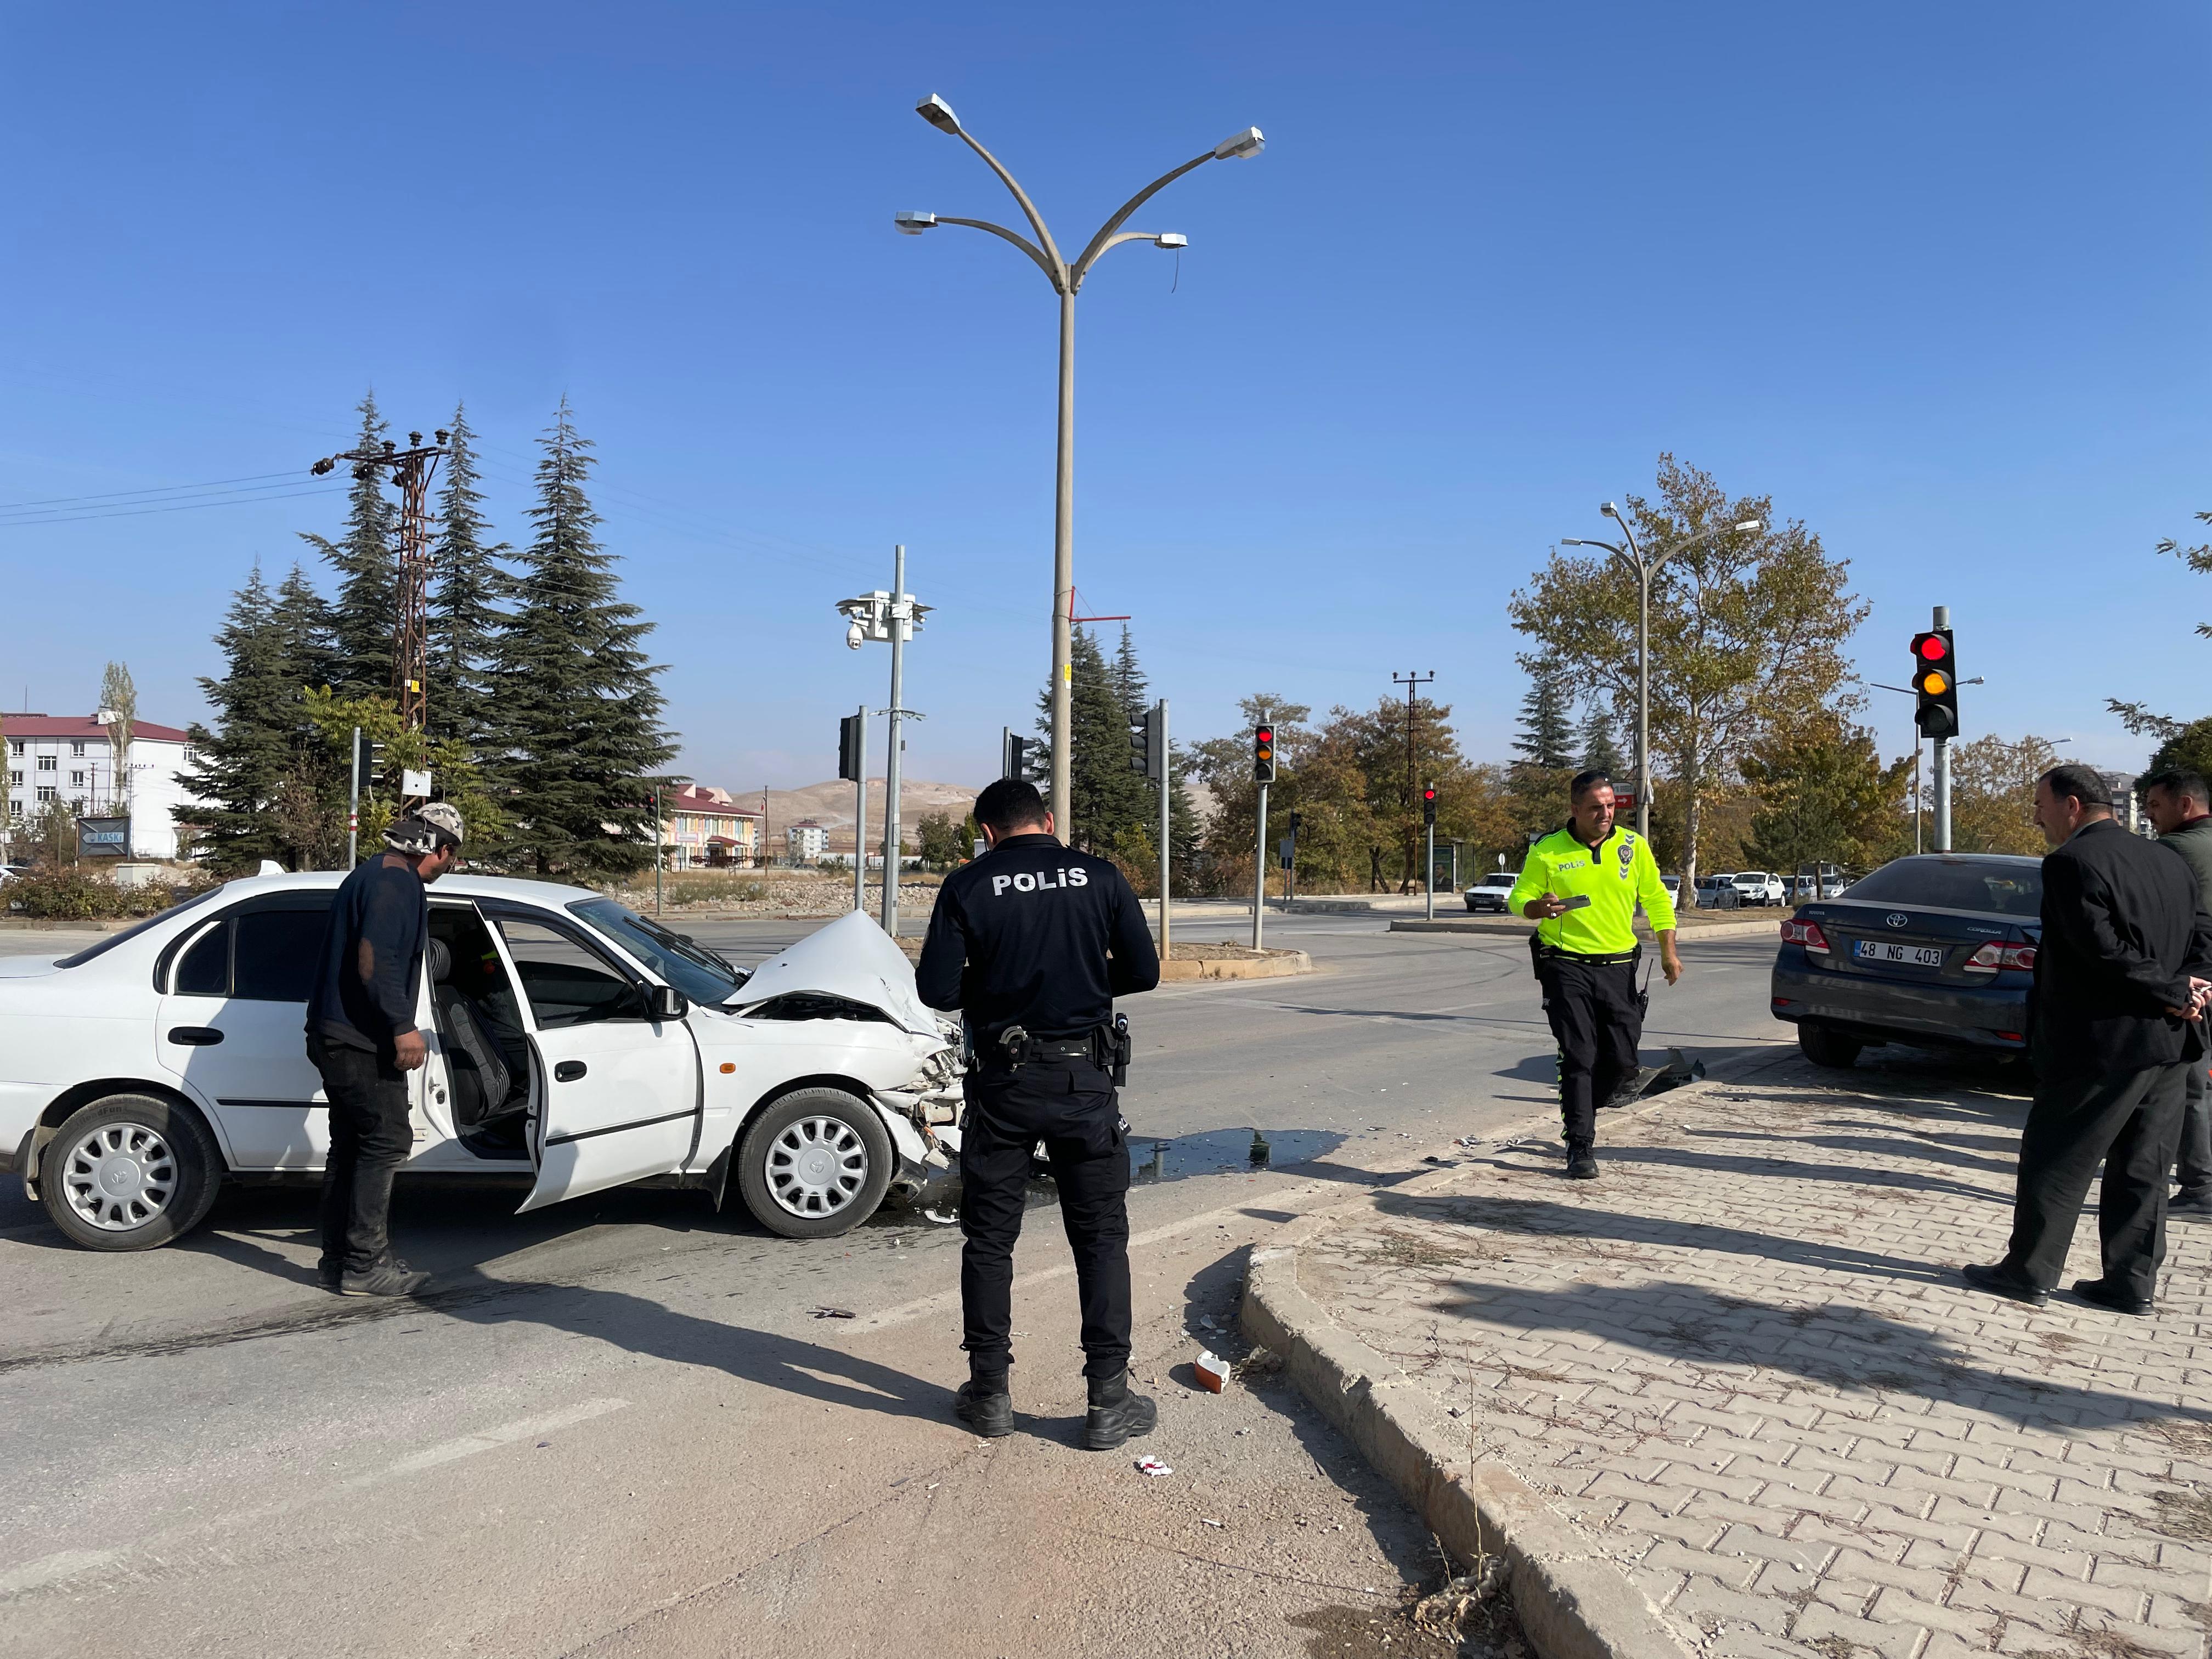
0, 1397, 631, 1599
354, 1396, 629, 1484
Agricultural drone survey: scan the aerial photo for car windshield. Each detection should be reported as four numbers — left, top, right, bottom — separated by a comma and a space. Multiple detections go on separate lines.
1842, 857, 2043, 918
53, 884, 227, 969
569, 899, 751, 1005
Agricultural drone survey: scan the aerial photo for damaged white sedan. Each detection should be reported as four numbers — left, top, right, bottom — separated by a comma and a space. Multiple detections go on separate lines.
0, 874, 963, 1251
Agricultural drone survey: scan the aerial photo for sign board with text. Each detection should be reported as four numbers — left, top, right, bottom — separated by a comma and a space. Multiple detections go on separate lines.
77, 816, 130, 859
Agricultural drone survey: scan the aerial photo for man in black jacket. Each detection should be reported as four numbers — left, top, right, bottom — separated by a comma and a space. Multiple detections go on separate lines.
916, 778, 1161, 1448
1965, 765, 2212, 1314
2143, 769, 2212, 1215
305, 804, 465, 1297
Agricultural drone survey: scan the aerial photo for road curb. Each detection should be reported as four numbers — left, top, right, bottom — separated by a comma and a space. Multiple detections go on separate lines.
1157, 949, 1313, 981
1235, 1058, 1804, 1659
1387, 911, 1781, 938
1240, 1226, 1693, 1659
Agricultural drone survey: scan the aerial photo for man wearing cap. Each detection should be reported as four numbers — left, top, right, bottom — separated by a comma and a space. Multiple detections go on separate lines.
304, 803, 465, 1296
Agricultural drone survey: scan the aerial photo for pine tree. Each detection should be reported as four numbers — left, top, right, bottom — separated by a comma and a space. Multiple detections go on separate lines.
301, 391, 397, 700
272, 563, 337, 695
1579, 702, 1624, 776
177, 568, 301, 872
428, 403, 507, 752
1513, 654, 1575, 770
489, 399, 673, 878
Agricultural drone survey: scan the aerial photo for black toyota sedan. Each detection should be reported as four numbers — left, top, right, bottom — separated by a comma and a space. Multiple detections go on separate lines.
1770, 853, 2041, 1068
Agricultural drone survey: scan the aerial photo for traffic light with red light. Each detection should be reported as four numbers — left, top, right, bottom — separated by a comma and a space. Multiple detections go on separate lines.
1910, 629, 1958, 739
1254, 724, 1276, 783
1422, 783, 1438, 827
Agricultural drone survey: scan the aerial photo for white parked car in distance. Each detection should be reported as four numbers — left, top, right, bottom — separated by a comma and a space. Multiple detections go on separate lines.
1729, 870, 1786, 906
0, 874, 963, 1252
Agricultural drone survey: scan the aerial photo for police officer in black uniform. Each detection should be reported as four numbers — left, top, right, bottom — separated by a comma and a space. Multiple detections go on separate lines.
916, 777, 1162, 1448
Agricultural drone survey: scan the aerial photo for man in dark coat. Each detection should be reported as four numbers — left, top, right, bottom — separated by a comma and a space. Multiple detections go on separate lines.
2143, 768, 2212, 1215
1965, 764, 2212, 1314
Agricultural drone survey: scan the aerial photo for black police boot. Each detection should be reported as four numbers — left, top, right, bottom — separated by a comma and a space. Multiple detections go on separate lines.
1082, 1369, 1157, 1452
953, 1367, 1014, 1438
1565, 1140, 1599, 1180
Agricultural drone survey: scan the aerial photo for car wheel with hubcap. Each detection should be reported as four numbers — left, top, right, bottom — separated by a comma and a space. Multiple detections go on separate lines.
1798, 1024, 1863, 1069
735, 1087, 894, 1240
41, 1093, 224, 1251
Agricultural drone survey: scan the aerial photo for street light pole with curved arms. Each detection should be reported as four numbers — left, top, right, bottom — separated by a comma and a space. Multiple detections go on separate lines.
896, 94, 1263, 839
1561, 510, 1764, 842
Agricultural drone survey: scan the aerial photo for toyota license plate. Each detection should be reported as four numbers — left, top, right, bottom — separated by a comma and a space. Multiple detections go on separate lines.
1854, 940, 1944, 967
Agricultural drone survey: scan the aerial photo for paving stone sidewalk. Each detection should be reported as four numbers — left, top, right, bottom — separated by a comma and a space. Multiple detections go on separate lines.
1296, 1061, 2212, 1658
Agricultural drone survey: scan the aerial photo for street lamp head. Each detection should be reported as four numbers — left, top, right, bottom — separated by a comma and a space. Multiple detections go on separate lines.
1560, 538, 1589, 547
1734, 519, 1763, 533
1213, 126, 1265, 160
893, 211, 938, 236
1153, 233, 1188, 250
916, 94, 962, 135
1600, 502, 1620, 520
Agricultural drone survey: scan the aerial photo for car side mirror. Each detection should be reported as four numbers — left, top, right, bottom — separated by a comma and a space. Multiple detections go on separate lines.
645, 984, 689, 1022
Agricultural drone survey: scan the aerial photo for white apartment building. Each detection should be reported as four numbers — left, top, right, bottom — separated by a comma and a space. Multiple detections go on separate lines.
4, 714, 207, 861
785, 820, 829, 862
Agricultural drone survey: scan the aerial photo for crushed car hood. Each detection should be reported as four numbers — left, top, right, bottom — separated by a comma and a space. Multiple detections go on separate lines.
735, 910, 943, 1037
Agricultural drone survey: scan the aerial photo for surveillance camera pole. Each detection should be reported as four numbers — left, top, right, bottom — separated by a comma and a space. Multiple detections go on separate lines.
882, 545, 910, 938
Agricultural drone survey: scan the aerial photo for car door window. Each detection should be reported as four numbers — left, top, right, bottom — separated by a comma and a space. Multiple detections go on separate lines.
494, 916, 639, 1030
172, 919, 231, 996
233, 907, 331, 1002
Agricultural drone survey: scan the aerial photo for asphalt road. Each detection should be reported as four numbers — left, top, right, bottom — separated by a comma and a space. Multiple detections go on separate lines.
0, 912, 1795, 1658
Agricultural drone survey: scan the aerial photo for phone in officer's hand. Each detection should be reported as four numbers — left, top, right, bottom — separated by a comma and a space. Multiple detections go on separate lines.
1553, 895, 1592, 911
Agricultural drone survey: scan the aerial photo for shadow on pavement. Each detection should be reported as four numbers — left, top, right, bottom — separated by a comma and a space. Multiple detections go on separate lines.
1419, 1273, 2209, 1434
1372, 1189, 1949, 1287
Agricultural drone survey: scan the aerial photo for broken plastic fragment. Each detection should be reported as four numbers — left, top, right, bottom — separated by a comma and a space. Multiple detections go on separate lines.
922, 1207, 957, 1225
1194, 1350, 1229, 1393
810, 1306, 856, 1319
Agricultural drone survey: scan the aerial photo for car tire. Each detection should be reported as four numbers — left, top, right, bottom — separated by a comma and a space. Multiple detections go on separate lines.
41, 1093, 224, 1252
735, 1087, 894, 1240
1798, 1025, 1863, 1070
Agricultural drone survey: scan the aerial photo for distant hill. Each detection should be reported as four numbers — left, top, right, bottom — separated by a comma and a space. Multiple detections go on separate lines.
758, 778, 984, 851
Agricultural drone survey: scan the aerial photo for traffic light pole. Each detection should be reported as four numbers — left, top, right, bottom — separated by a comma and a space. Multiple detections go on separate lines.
1252, 782, 1269, 951
347, 726, 360, 869
1156, 699, 1172, 961
1931, 604, 1952, 853
1425, 818, 1436, 921
853, 705, 868, 915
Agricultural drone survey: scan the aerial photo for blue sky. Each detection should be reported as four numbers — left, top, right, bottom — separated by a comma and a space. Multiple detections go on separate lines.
2, 3, 2205, 791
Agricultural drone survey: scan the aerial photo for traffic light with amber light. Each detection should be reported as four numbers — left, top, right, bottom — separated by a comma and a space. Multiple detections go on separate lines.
1911, 629, 1958, 739
1254, 724, 1276, 783
1422, 783, 1438, 828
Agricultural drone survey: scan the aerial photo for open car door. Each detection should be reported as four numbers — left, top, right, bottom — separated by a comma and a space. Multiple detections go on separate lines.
478, 902, 702, 1212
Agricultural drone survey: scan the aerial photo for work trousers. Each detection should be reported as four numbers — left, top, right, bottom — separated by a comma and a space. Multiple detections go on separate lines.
2177, 1061, 2212, 1202
309, 1032, 414, 1278
1538, 952, 1644, 1146
958, 1058, 1132, 1382
2003, 1060, 2186, 1301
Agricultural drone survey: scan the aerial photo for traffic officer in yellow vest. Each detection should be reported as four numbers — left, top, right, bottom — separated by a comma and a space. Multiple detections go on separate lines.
1506, 769, 1681, 1178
